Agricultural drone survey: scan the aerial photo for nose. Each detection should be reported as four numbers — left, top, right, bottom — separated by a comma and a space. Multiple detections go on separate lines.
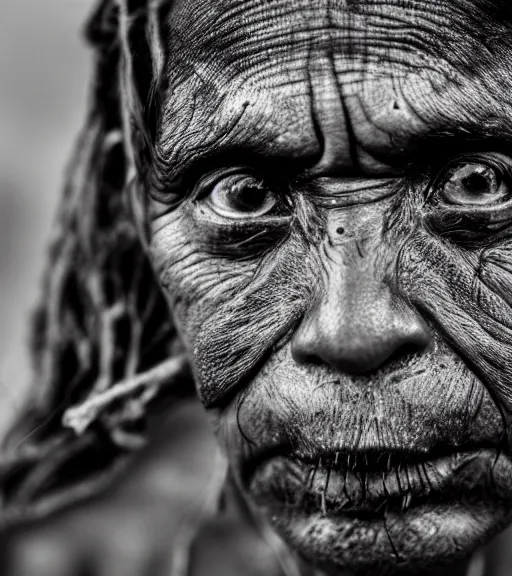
291, 260, 431, 375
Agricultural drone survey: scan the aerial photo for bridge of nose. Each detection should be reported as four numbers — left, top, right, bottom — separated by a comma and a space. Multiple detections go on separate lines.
291, 204, 431, 374
320, 234, 396, 345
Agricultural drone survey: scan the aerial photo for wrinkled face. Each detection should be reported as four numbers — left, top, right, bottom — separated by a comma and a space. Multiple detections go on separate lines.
145, 0, 512, 574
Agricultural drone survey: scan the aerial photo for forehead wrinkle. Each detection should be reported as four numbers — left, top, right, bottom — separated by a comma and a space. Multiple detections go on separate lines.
162, 0, 512, 118
155, 76, 320, 189
157, 61, 512, 180
166, 0, 512, 84
155, 0, 512, 187
163, 0, 512, 110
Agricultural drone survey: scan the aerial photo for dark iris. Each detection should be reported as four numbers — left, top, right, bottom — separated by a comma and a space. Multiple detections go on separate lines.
228, 186, 272, 212
463, 173, 491, 195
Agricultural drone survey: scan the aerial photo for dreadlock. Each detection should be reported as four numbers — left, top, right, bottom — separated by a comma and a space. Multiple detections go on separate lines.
0, 0, 195, 528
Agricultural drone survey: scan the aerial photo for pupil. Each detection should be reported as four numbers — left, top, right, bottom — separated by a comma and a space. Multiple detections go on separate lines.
233, 188, 267, 211
462, 173, 490, 196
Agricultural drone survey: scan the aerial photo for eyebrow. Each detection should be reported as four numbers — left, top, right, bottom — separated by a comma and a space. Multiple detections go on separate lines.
152, 141, 320, 195
404, 124, 512, 164
152, 117, 512, 195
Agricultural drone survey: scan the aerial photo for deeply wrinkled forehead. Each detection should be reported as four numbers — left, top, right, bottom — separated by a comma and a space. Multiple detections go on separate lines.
154, 0, 512, 187
165, 0, 510, 81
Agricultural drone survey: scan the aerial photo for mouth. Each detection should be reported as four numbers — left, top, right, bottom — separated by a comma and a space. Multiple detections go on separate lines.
248, 445, 500, 518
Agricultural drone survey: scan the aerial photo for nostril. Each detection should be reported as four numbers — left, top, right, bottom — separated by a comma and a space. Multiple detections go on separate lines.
384, 341, 428, 368
293, 351, 324, 367
292, 322, 432, 376
291, 286, 432, 376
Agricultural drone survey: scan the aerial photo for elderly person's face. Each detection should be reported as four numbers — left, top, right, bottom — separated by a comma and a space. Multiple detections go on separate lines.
145, 0, 512, 573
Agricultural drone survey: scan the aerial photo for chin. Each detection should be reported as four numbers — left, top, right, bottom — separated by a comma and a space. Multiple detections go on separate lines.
243, 447, 512, 575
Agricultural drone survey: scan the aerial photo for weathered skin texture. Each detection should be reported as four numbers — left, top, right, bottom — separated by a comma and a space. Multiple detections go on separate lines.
142, 0, 512, 574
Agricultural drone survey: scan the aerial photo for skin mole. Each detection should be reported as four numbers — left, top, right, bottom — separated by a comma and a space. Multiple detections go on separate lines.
9, 0, 512, 575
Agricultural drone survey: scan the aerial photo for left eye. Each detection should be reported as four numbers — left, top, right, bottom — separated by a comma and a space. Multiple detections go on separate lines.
437, 162, 510, 206
205, 175, 278, 219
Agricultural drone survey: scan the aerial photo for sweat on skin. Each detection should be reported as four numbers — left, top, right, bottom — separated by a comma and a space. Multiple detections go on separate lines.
138, 0, 512, 574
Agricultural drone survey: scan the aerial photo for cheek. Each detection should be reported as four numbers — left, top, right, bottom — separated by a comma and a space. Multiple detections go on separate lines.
149, 211, 317, 407
397, 228, 512, 440
217, 342, 501, 470
149, 210, 257, 336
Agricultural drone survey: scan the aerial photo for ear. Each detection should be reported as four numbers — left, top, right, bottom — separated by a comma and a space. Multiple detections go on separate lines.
0, 0, 194, 528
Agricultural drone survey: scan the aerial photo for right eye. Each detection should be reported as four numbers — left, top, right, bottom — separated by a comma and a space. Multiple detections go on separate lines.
203, 174, 281, 219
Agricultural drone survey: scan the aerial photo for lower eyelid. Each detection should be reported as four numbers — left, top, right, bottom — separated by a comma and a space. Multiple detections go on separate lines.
423, 195, 512, 243
195, 205, 293, 227
191, 215, 293, 258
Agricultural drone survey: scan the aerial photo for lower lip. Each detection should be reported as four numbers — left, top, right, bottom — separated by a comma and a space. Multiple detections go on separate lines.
249, 450, 488, 517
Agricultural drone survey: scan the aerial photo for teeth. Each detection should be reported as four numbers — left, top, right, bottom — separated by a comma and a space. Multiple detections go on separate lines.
402, 493, 412, 511
346, 471, 365, 502
300, 455, 445, 511
383, 469, 400, 496
366, 473, 388, 502
255, 449, 479, 516
407, 463, 423, 494
273, 449, 470, 515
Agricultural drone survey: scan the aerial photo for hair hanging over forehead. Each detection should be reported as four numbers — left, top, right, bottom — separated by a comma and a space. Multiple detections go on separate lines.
0, 0, 195, 528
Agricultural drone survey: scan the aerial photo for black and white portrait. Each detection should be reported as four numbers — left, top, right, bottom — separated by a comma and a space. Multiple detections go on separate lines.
2, 2, 512, 575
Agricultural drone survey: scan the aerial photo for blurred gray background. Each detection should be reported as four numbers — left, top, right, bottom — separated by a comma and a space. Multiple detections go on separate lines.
0, 0, 92, 433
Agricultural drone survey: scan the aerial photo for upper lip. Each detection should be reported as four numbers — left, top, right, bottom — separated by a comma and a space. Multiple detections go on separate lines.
292, 444, 490, 472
